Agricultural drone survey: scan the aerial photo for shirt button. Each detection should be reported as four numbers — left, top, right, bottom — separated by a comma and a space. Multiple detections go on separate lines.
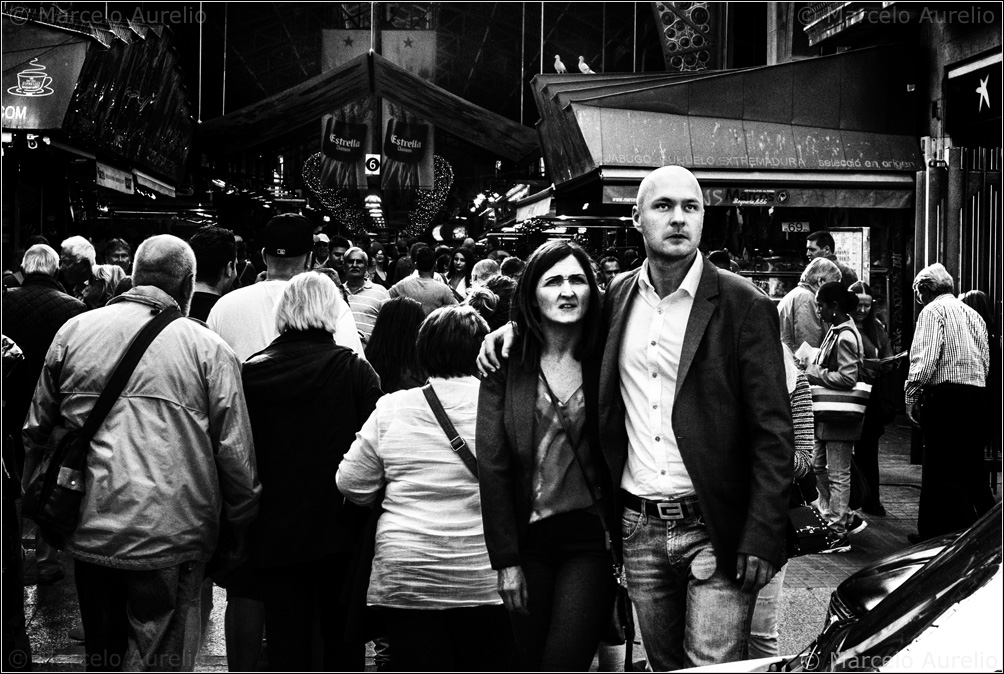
658, 309, 663, 315
652, 373, 658, 378
652, 404, 658, 409
655, 436, 661, 442
660, 470, 666, 475
650, 341, 656, 346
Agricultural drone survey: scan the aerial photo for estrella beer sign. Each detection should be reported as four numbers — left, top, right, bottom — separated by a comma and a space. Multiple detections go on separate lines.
383, 120, 428, 163
319, 101, 372, 191
381, 101, 434, 191
323, 117, 366, 162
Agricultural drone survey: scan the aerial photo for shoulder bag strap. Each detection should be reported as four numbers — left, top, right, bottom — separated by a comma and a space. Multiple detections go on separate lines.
539, 374, 615, 555
422, 383, 479, 479
77, 306, 183, 443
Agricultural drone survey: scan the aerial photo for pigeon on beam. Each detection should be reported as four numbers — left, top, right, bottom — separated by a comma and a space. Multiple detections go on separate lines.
554, 54, 567, 73
578, 56, 596, 74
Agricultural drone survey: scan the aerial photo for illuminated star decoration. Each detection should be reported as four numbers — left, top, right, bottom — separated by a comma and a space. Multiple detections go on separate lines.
343, 36, 354, 47
976, 75, 990, 112
403, 37, 414, 48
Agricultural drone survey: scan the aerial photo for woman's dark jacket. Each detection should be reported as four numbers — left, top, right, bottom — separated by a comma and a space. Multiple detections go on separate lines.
242, 329, 383, 568
476, 351, 615, 570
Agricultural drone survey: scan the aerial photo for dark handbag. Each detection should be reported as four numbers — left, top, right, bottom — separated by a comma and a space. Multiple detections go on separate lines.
422, 383, 478, 478
21, 307, 182, 549
786, 473, 827, 557
786, 506, 829, 557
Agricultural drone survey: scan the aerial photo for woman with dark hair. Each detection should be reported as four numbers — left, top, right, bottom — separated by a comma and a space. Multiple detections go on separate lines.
848, 281, 894, 516
241, 272, 383, 670
448, 246, 476, 300
369, 242, 391, 289
365, 296, 427, 393
799, 281, 864, 553
476, 240, 615, 670
337, 305, 510, 672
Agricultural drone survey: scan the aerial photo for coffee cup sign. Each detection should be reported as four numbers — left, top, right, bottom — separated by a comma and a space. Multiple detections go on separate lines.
383, 120, 428, 164
8, 58, 54, 97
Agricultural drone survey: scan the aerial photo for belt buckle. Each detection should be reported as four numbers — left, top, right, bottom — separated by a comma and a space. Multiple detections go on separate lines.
656, 501, 684, 520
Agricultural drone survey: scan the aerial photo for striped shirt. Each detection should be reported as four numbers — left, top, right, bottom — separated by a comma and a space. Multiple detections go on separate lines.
905, 293, 989, 407
791, 373, 815, 479
346, 280, 389, 345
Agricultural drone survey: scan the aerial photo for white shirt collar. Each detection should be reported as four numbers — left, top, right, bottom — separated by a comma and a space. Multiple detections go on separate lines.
637, 253, 704, 299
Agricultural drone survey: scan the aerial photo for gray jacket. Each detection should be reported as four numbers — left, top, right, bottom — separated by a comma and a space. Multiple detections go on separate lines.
23, 286, 260, 569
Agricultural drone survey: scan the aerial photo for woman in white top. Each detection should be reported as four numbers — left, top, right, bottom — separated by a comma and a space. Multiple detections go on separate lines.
336, 305, 511, 672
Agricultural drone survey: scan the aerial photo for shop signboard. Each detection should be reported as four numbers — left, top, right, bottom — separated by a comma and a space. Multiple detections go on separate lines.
96, 162, 134, 194
831, 227, 870, 285
781, 221, 810, 233
946, 53, 1001, 146
601, 184, 912, 210
2, 18, 88, 130
580, 108, 922, 172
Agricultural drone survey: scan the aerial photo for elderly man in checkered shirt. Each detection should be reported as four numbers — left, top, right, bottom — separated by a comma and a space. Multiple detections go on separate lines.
906, 262, 992, 543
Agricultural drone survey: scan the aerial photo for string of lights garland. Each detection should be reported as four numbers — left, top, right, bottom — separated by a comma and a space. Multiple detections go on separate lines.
406, 156, 454, 238
303, 153, 454, 239
301, 153, 366, 234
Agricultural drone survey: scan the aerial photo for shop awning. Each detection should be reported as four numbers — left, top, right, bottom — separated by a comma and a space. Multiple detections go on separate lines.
531, 44, 923, 191
200, 51, 538, 162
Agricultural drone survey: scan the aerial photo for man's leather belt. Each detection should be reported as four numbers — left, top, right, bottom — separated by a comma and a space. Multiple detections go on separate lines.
620, 490, 701, 521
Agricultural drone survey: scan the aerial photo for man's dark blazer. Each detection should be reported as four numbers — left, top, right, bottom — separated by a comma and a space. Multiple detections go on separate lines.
598, 255, 794, 571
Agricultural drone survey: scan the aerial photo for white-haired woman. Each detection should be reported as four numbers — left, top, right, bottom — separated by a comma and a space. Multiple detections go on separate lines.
337, 305, 512, 672
241, 271, 383, 671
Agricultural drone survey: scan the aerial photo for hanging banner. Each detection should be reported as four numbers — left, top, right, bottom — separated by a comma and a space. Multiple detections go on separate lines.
319, 96, 373, 191
2, 18, 89, 130
96, 162, 135, 194
381, 101, 433, 192
320, 30, 370, 71
381, 30, 437, 80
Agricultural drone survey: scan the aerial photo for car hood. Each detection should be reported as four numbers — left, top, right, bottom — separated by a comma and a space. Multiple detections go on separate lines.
837, 534, 955, 615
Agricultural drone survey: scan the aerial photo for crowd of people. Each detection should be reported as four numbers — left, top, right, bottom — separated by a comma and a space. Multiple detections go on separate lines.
2, 165, 996, 672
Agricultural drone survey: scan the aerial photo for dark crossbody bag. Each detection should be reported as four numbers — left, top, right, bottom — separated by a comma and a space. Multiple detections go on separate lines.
540, 374, 636, 659
422, 383, 478, 478
22, 306, 182, 549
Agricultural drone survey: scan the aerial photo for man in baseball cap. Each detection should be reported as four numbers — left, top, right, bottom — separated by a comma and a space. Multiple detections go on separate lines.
207, 213, 363, 362
312, 233, 331, 269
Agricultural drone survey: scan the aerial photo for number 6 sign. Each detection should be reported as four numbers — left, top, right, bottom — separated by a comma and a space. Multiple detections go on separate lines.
365, 154, 381, 175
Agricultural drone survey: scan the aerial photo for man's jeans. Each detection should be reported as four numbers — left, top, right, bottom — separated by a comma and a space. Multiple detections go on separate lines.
621, 507, 754, 671
75, 560, 204, 672
812, 439, 853, 535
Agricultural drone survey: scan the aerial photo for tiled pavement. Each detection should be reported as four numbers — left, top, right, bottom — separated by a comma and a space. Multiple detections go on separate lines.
20, 416, 997, 671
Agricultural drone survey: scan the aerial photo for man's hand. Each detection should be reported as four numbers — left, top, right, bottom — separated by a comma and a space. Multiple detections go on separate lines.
477, 322, 516, 376
735, 553, 777, 594
907, 402, 922, 426
497, 565, 529, 615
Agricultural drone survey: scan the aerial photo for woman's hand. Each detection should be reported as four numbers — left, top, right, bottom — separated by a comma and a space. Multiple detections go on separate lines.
497, 565, 529, 615
477, 322, 516, 376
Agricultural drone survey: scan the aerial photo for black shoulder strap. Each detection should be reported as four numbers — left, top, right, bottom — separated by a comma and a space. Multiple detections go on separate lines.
422, 383, 479, 479
78, 306, 183, 442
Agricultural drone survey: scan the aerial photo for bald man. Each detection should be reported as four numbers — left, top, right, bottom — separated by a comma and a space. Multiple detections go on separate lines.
24, 234, 260, 671
479, 166, 794, 669
602, 166, 793, 668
